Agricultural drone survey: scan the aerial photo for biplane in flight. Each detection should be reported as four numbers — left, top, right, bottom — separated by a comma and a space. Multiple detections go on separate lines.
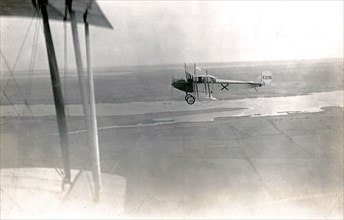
171, 64, 272, 105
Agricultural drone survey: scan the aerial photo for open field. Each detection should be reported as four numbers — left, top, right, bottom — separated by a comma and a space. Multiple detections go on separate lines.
1, 59, 343, 218
1, 106, 343, 218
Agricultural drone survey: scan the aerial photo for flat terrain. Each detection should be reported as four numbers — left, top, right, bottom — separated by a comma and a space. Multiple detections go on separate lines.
1, 59, 343, 218
1, 106, 343, 218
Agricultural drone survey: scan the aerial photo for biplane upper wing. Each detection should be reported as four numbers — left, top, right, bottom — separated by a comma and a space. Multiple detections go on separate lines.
0, 0, 112, 29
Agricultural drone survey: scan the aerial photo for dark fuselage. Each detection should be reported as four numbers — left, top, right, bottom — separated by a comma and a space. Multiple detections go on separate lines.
171, 79, 193, 93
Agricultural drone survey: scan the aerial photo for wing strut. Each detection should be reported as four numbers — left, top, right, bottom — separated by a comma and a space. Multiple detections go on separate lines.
84, 10, 101, 201
68, 0, 101, 201
39, 0, 71, 184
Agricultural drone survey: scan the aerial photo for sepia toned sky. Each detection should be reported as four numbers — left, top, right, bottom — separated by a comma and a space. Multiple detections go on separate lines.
0, 1, 343, 71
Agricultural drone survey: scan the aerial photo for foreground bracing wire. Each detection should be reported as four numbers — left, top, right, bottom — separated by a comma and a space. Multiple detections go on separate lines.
0, 3, 96, 197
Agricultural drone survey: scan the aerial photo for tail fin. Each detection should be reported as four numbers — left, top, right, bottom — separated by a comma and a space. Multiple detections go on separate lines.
261, 71, 272, 85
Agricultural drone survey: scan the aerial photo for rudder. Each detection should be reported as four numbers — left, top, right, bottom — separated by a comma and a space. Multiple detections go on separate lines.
261, 71, 272, 85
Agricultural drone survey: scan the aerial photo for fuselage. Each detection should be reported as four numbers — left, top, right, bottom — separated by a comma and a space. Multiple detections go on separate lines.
171, 79, 193, 93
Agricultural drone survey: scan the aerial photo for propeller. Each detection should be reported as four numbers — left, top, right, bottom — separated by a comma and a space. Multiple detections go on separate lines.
184, 63, 187, 79
171, 70, 175, 100
171, 69, 176, 83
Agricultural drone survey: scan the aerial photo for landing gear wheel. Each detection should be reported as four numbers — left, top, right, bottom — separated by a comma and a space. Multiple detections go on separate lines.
186, 95, 195, 105
185, 94, 191, 101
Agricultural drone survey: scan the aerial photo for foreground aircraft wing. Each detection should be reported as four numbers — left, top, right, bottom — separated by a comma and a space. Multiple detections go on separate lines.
0, 0, 112, 29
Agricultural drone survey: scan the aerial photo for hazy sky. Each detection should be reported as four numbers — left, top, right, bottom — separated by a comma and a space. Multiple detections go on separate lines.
0, 1, 343, 71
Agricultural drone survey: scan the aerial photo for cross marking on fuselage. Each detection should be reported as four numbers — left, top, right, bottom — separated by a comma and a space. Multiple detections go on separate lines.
221, 83, 229, 91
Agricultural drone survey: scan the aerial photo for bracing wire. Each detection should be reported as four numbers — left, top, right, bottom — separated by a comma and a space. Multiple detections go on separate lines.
0, 8, 38, 116
1, 9, 66, 182
22, 10, 41, 117
1, 91, 21, 116
29, 12, 40, 72
0, 52, 34, 116
1, 9, 38, 193
1, 6, 100, 195
1, 8, 38, 100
